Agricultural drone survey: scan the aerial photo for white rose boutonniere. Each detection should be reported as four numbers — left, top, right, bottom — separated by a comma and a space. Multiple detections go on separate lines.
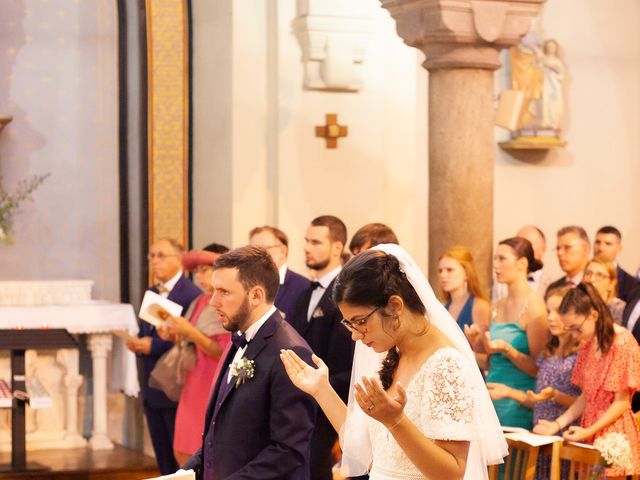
229, 357, 255, 388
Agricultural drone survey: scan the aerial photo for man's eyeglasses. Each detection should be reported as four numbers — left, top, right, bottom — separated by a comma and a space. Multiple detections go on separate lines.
340, 307, 379, 333
147, 252, 178, 261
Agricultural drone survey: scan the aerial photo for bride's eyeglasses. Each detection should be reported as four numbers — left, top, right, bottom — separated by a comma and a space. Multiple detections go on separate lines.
340, 307, 379, 334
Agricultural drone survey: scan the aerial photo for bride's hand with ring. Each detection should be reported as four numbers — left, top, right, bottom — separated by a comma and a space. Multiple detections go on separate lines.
280, 349, 329, 397
355, 376, 407, 429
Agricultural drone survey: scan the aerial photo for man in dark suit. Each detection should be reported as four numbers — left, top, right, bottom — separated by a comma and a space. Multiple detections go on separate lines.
249, 225, 310, 321
184, 246, 316, 480
622, 284, 640, 412
545, 225, 590, 299
594, 225, 638, 302
126, 237, 201, 474
290, 215, 355, 480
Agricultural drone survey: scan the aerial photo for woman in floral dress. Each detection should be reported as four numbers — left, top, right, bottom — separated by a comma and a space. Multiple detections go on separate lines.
534, 282, 640, 479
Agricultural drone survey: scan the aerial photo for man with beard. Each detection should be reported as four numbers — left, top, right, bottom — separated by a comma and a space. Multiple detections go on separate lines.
290, 215, 355, 480
183, 246, 316, 480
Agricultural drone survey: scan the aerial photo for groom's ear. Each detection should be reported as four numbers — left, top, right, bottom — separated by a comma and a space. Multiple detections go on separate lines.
249, 285, 266, 305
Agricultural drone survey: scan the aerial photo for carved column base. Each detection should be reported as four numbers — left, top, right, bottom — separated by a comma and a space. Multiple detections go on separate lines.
87, 334, 114, 450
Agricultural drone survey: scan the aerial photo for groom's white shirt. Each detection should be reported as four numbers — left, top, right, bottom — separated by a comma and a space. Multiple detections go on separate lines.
226, 305, 277, 383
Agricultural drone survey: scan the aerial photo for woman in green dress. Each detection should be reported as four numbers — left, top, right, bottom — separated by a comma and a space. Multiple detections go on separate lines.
467, 237, 548, 429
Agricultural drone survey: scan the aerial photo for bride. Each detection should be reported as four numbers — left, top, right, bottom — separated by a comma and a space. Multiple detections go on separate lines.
280, 244, 506, 479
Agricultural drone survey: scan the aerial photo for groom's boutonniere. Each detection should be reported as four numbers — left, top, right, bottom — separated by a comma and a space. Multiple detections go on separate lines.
229, 357, 255, 388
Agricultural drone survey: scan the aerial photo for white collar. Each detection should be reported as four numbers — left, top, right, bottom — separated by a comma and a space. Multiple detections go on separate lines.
242, 305, 277, 342
316, 265, 342, 288
278, 264, 288, 285
161, 270, 183, 292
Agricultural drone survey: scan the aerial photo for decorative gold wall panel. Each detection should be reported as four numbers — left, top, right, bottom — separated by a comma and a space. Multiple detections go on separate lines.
146, 0, 189, 248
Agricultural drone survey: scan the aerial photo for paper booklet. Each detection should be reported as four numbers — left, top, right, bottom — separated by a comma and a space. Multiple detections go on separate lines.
144, 469, 195, 480
504, 430, 564, 447
138, 290, 183, 327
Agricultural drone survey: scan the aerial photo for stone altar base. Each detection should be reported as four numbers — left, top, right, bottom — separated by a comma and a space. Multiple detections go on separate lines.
0, 445, 159, 480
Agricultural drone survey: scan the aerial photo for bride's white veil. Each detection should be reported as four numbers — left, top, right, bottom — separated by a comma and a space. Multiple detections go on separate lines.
339, 244, 507, 479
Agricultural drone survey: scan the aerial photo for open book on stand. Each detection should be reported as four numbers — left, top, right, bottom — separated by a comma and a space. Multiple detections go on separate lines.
138, 290, 183, 327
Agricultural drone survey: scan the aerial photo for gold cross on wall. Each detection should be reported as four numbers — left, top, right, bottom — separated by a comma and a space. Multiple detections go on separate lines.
315, 114, 348, 149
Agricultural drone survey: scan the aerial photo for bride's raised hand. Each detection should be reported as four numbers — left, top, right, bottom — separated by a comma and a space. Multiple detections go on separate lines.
355, 377, 407, 429
280, 349, 329, 397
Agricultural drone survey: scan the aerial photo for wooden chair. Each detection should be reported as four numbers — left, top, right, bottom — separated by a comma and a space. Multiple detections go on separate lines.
549, 442, 606, 480
488, 438, 541, 480
550, 441, 640, 480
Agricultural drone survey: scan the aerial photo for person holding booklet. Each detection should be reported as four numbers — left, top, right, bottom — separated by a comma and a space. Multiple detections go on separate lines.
125, 238, 201, 475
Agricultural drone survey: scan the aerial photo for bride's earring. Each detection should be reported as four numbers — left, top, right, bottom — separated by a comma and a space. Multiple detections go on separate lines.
393, 314, 400, 331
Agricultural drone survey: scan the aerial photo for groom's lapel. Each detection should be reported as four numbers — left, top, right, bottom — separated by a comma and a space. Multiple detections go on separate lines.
213, 313, 279, 417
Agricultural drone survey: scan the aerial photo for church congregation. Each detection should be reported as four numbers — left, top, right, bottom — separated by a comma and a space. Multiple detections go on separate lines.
1, 1, 639, 480
131, 220, 640, 479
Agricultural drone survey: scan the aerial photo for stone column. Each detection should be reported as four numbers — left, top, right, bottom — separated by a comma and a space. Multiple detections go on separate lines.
87, 334, 114, 450
57, 348, 87, 447
380, 0, 543, 293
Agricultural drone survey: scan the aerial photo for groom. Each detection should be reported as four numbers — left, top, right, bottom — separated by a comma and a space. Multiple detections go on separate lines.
184, 246, 316, 480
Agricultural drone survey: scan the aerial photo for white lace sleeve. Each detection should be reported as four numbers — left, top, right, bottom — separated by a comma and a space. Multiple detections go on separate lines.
420, 348, 475, 441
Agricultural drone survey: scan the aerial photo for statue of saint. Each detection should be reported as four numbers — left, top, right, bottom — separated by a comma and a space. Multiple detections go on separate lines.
540, 39, 564, 130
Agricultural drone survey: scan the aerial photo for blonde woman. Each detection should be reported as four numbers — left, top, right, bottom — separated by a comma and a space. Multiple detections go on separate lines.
438, 246, 490, 334
583, 256, 626, 324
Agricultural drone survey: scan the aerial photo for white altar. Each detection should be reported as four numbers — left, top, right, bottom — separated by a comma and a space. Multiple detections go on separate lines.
0, 281, 140, 452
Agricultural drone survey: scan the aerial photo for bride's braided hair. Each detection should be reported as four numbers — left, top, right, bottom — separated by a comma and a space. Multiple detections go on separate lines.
333, 250, 426, 389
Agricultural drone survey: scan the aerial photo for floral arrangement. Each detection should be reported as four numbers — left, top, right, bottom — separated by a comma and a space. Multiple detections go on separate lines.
0, 173, 49, 245
593, 432, 633, 472
229, 357, 255, 389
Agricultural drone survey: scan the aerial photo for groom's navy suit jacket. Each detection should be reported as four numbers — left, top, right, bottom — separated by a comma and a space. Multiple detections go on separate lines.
185, 311, 316, 480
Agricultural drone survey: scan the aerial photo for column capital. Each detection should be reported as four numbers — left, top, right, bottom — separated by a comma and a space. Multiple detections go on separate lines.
380, 0, 544, 70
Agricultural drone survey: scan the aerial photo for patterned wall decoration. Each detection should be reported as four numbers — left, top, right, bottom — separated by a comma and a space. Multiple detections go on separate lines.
146, 0, 189, 248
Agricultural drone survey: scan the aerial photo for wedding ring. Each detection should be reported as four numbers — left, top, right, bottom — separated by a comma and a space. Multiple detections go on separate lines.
367, 404, 374, 411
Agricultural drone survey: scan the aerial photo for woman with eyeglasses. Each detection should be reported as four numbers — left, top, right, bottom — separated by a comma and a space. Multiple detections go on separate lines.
467, 237, 548, 430
533, 282, 640, 479
280, 245, 507, 480
583, 256, 626, 324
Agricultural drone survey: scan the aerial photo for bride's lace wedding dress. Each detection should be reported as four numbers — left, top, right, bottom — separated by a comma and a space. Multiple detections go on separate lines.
367, 347, 477, 480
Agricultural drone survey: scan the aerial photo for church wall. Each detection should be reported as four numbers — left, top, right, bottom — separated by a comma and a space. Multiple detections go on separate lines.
494, 1, 640, 280
192, 0, 428, 271
0, 0, 120, 300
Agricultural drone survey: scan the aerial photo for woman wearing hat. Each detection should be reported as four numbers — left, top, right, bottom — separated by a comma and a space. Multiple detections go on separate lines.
159, 247, 231, 465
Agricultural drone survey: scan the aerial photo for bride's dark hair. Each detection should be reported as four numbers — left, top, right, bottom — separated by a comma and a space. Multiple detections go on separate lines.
333, 250, 426, 389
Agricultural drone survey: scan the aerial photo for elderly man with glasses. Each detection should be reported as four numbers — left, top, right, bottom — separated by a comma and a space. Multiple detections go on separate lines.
126, 237, 201, 475
545, 226, 591, 299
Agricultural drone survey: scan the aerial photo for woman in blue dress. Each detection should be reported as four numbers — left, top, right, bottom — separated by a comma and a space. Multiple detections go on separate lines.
438, 245, 490, 336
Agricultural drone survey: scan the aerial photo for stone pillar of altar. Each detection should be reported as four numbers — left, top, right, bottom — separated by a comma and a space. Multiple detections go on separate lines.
87, 334, 114, 450
57, 348, 86, 447
380, 0, 543, 293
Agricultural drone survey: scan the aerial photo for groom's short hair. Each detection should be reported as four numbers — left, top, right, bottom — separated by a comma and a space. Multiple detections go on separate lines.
213, 245, 280, 302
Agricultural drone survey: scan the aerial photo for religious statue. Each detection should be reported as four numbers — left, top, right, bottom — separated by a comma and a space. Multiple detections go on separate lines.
502, 28, 566, 148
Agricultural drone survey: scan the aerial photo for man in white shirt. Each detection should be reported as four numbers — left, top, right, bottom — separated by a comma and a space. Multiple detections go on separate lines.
545, 225, 590, 299
290, 215, 355, 480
